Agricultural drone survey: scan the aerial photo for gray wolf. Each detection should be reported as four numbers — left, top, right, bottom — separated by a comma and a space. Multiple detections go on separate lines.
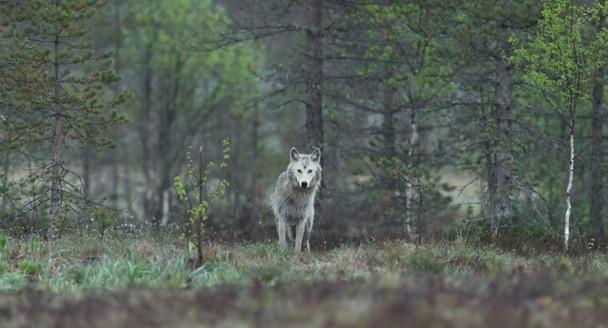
272, 147, 322, 252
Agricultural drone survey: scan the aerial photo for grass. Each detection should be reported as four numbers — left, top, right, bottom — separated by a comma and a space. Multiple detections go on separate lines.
2, 233, 608, 292
2, 233, 608, 326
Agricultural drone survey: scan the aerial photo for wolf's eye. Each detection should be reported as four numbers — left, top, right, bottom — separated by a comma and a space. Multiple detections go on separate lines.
308, 170, 313, 173
297, 169, 302, 173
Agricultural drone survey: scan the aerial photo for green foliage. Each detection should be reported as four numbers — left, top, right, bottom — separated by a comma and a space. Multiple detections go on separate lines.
511, 0, 608, 108
123, 0, 263, 116
0, 0, 128, 151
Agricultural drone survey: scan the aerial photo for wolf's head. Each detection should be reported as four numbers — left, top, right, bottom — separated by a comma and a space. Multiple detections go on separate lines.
287, 147, 322, 189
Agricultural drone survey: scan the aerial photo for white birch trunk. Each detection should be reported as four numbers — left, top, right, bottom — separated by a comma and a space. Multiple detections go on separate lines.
405, 117, 419, 236
564, 131, 574, 251
161, 189, 170, 226
404, 75, 420, 237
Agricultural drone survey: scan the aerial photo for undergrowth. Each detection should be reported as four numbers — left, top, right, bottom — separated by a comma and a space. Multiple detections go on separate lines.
1, 232, 608, 292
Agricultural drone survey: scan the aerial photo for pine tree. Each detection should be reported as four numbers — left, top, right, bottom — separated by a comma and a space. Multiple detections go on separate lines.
0, 0, 127, 237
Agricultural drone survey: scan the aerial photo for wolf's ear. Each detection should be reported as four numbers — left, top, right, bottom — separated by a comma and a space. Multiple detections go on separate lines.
311, 147, 321, 162
290, 147, 300, 161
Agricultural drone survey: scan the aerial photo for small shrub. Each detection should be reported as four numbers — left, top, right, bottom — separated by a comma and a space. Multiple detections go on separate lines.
174, 140, 230, 268
554, 256, 574, 272
19, 260, 42, 275
407, 252, 445, 273
90, 207, 121, 239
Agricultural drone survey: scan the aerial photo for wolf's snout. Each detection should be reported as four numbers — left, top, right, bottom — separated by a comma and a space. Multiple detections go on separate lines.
300, 181, 308, 188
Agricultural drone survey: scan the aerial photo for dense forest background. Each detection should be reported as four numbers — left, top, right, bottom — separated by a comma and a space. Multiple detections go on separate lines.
1, 0, 607, 251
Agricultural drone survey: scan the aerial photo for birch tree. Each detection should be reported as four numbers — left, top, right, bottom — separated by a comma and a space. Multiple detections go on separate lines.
512, 0, 608, 250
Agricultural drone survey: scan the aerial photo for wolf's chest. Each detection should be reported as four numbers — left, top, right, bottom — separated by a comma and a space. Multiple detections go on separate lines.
285, 195, 308, 210
279, 193, 310, 216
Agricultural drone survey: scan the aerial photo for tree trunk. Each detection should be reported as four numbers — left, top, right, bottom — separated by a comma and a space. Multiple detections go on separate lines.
590, 4, 605, 243
110, 0, 122, 208
591, 78, 605, 242
403, 75, 420, 238
48, 25, 63, 239
48, 113, 62, 233
154, 55, 180, 228
250, 104, 261, 207
154, 94, 171, 228
196, 146, 206, 267
305, 0, 325, 224
82, 147, 92, 195
480, 84, 497, 232
493, 51, 514, 238
245, 105, 263, 237
1, 150, 10, 213
564, 128, 574, 251
138, 42, 155, 222
111, 147, 119, 208
27, 158, 35, 230
381, 81, 397, 195
484, 138, 497, 225
305, 0, 324, 150
154, 120, 170, 228
382, 85, 396, 161
228, 112, 242, 235
405, 107, 419, 236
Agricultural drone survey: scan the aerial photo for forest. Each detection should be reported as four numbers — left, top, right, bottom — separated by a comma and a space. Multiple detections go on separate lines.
2, 0, 608, 327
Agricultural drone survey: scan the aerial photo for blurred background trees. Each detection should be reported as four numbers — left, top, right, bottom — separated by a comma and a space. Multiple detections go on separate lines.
1, 0, 608, 250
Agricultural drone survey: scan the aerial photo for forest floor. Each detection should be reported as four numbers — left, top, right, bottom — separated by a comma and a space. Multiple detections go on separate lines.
1, 233, 608, 327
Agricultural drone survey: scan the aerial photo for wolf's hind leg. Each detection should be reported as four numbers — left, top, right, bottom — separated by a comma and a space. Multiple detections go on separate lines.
295, 220, 306, 252
287, 225, 294, 241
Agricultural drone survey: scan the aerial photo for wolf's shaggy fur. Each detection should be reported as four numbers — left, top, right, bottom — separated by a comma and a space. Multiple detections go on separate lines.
272, 147, 322, 252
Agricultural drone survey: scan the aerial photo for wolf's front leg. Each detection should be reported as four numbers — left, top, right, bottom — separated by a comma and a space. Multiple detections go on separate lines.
295, 220, 306, 252
277, 217, 287, 248
305, 215, 314, 253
